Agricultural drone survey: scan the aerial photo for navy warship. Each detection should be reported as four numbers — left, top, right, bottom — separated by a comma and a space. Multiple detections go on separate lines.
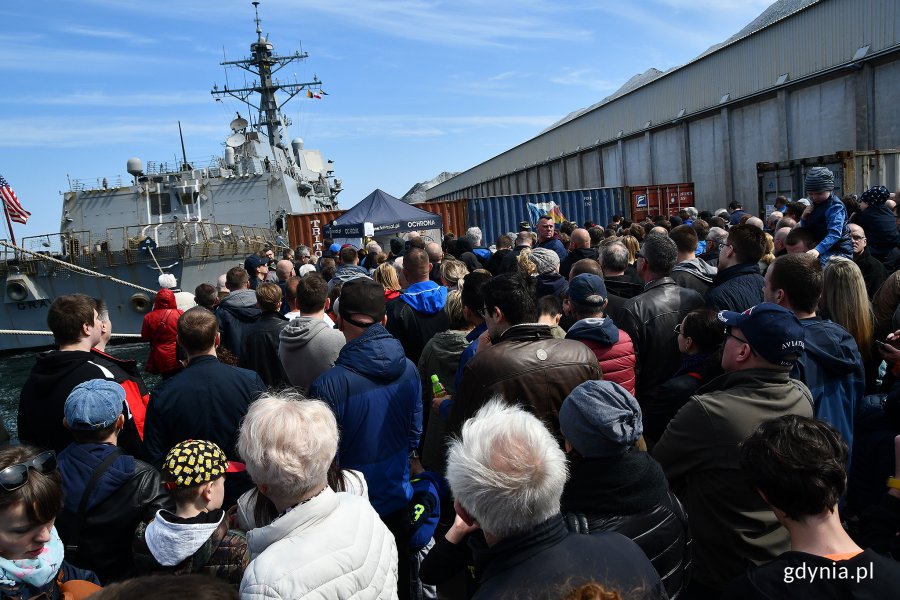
0, 3, 341, 353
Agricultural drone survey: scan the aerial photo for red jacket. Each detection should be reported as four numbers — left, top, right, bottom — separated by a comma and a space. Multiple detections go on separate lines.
565, 317, 637, 395
141, 288, 183, 375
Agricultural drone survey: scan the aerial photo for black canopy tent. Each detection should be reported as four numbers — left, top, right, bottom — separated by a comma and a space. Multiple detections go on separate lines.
323, 189, 442, 238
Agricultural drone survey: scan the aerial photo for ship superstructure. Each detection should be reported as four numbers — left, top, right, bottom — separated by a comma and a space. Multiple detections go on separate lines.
0, 2, 340, 352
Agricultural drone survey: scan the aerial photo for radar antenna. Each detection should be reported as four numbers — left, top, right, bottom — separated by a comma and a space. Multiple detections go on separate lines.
210, 1, 324, 147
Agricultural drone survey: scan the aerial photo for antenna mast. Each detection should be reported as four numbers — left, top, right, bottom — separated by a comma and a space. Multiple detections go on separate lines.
210, 1, 323, 147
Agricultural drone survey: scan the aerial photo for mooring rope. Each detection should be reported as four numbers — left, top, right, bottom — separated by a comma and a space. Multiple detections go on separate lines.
0, 240, 156, 294
0, 330, 143, 337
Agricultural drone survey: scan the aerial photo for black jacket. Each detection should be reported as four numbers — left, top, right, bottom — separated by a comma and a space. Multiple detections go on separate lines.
705, 262, 765, 313
559, 247, 598, 279
385, 282, 450, 364
484, 248, 511, 276
143, 355, 266, 507
499, 245, 529, 274
562, 449, 692, 600
853, 203, 900, 259
215, 289, 261, 359
854, 247, 888, 299
18, 350, 119, 453
238, 311, 289, 387
469, 515, 666, 600
56, 442, 172, 583
617, 278, 704, 401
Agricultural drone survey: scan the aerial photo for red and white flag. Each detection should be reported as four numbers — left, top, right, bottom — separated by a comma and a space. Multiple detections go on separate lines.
0, 174, 30, 224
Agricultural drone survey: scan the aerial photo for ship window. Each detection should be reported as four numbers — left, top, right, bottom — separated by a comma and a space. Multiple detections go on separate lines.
150, 191, 172, 215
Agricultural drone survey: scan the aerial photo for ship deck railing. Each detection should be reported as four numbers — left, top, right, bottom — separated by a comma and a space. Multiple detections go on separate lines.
2, 223, 280, 275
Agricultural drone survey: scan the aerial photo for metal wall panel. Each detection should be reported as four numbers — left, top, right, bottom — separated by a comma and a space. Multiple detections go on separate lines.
467, 188, 629, 244
428, 0, 899, 200
651, 128, 685, 183
624, 137, 651, 184
874, 61, 900, 148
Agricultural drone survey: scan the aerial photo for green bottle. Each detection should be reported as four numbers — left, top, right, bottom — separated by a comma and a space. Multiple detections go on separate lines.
431, 374, 446, 398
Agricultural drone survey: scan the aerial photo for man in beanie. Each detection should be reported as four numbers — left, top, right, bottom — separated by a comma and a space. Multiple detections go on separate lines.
799, 166, 852, 265
530, 247, 567, 300
559, 381, 691, 600
56, 379, 172, 583
563, 274, 636, 394
653, 302, 814, 595
310, 277, 422, 599
852, 184, 900, 265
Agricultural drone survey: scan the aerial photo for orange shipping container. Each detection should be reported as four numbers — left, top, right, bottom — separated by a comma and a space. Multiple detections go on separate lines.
412, 199, 468, 238
286, 210, 345, 257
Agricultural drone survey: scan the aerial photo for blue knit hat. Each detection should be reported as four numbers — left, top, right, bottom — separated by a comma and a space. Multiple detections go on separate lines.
804, 167, 835, 193
860, 185, 890, 205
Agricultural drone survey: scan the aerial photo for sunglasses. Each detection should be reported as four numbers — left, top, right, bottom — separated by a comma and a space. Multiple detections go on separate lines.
0, 451, 58, 492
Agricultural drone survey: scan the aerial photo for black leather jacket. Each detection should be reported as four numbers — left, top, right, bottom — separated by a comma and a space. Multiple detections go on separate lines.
56, 450, 173, 584
617, 277, 704, 400
562, 450, 692, 600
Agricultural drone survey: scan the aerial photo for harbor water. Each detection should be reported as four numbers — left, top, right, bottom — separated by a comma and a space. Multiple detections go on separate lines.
0, 343, 159, 443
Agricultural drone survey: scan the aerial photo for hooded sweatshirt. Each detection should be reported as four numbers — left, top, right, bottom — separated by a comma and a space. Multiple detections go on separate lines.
309, 324, 422, 516
215, 288, 261, 359
566, 317, 636, 394
18, 351, 117, 453
671, 258, 718, 297
278, 316, 345, 392
791, 318, 864, 459
386, 281, 450, 364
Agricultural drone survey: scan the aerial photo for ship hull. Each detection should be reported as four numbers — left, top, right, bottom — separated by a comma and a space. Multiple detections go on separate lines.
0, 247, 243, 353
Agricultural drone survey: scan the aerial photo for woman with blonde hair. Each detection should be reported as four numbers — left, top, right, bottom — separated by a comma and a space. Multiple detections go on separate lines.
372, 262, 401, 301
439, 260, 469, 291
822, 256, 877, 389
759, 232, 775, 271
620, 235, 640, 267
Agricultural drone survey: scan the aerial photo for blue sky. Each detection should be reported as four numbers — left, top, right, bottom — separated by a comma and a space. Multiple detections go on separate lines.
0, 0, 771, 240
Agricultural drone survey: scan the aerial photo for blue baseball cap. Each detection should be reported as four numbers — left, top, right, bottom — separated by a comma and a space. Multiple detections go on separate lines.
717, 303, 805, 367
64, 379, 125, 430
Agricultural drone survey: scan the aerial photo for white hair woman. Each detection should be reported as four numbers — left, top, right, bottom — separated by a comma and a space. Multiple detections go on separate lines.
237, 394, 397, 600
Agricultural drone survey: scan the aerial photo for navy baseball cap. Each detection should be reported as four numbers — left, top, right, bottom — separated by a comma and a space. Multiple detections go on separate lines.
567, 274, 607, 307
717, 303, 805, 367
244, 255, 267, 271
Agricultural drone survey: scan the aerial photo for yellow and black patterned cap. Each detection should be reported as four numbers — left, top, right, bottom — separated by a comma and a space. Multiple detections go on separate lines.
162, 439, 242, 489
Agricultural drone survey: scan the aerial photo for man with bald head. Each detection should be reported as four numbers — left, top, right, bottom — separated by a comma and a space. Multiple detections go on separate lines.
425, 241, 444, 284
386, 247, 449, 363
849, 222, 887, 298
275, 259, 296, 315
770, 226, 789, 257
559, 228, 598, 278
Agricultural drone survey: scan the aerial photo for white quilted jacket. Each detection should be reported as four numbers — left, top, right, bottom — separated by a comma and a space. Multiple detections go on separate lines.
240, 487, 398, 600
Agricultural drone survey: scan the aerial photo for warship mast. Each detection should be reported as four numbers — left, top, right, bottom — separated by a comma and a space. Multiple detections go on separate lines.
211, 1, 322, 146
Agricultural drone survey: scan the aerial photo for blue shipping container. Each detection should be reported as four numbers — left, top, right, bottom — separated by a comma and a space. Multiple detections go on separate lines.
467, 188, 629, 245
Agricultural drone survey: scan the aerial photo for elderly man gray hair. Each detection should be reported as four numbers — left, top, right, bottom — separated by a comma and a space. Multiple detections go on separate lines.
238, 394, 398, 600
443, 399, 665, 600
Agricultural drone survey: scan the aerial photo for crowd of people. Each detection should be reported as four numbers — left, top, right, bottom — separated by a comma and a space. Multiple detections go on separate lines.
4, 168, 900, 599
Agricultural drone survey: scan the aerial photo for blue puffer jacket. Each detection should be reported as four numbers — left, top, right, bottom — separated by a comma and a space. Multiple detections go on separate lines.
800, 194, 853, 265
309, 324, 423, 516
705, 262, 765, 313
791, 318, 864, 461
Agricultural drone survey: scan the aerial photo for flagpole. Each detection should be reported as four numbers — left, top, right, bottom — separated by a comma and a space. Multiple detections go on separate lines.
1, 199, 16, 247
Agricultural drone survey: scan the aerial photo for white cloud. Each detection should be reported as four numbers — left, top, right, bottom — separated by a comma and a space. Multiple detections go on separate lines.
59, 25, 156, 45
550, 68, 619, 92
1, 92, 213, 107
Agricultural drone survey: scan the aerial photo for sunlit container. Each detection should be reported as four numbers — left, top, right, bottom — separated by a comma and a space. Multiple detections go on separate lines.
467, 188, 628, 244
412, 199, 469, 237
756, 149, 900, 213
286, 210, 345, 256
630, 183, 696, 222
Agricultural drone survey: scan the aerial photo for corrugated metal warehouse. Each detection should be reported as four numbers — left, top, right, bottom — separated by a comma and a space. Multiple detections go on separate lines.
425, 0, 900, 221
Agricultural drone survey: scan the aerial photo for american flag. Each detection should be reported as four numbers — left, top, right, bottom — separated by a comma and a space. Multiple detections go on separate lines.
0, 174, 30, 225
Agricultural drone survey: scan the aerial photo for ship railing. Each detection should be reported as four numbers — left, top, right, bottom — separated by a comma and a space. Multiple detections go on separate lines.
69, 176, 126, 193
144, 157, 221, 176
11, 231, 102, 274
